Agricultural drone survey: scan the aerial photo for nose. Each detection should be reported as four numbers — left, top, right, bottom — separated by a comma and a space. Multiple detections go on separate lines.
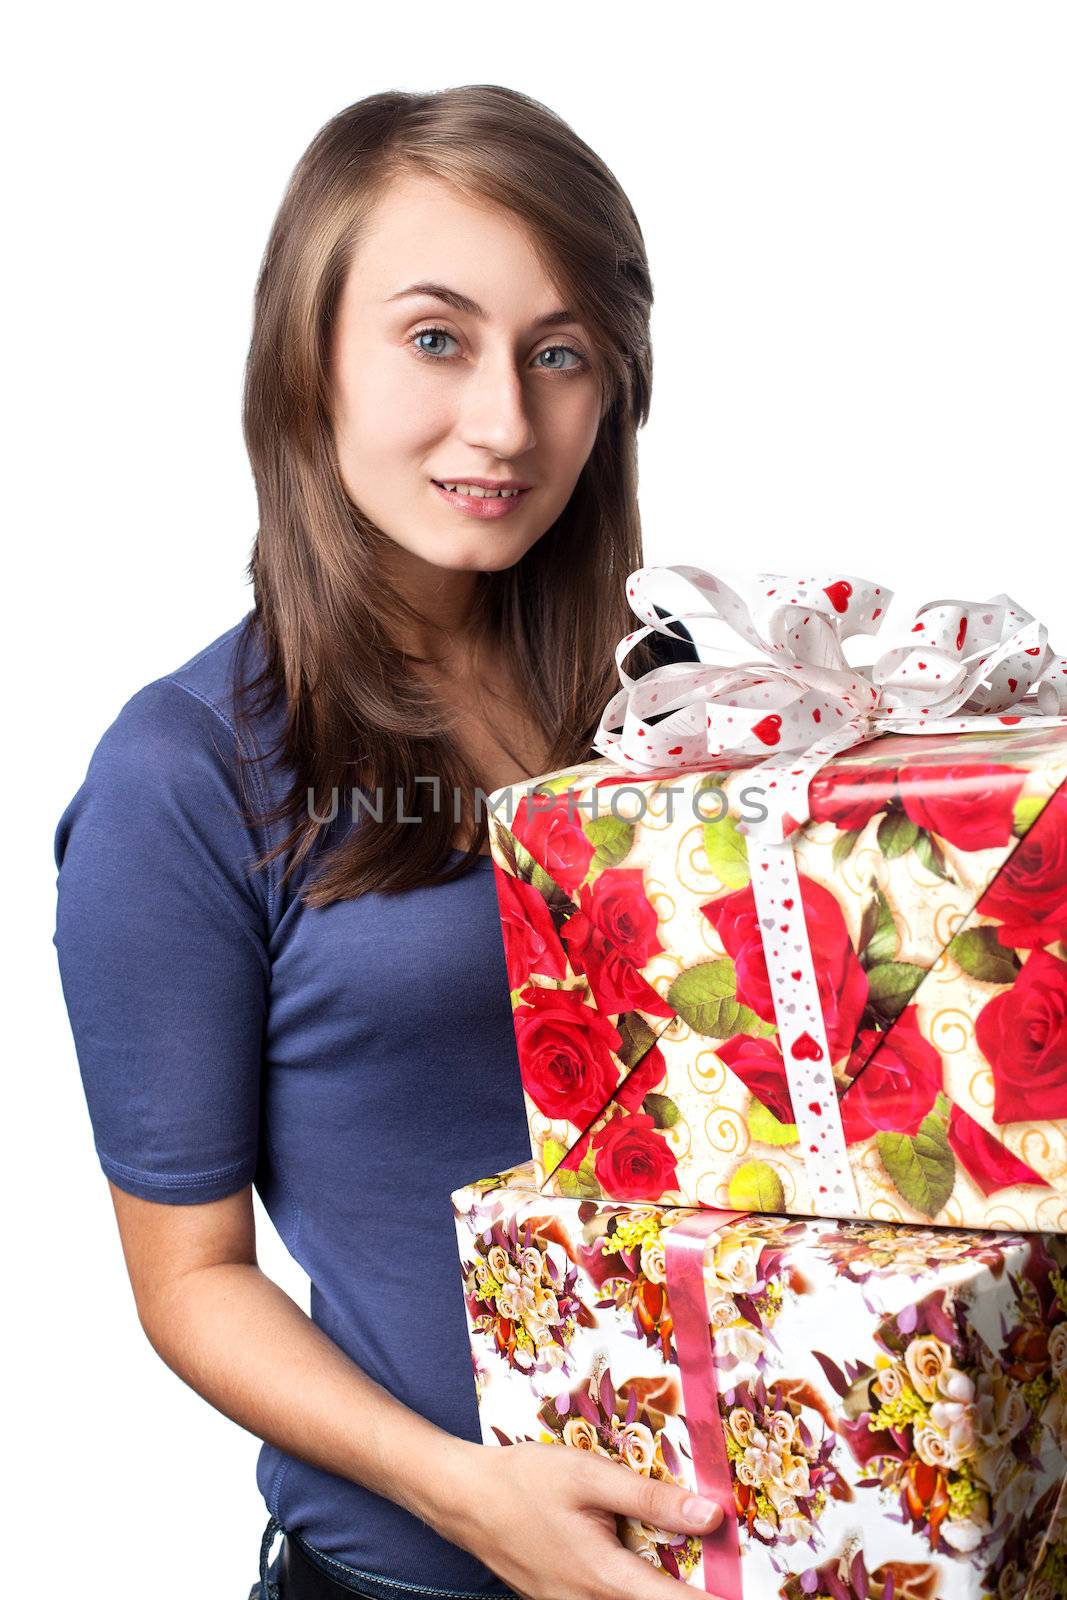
456, 347, 537, 462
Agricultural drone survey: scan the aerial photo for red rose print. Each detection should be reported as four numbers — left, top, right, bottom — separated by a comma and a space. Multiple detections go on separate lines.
946, 1104, 1050, 1196
494, 866, 568, 990
510, 793, 595, 895
513, 984, 623, 1126
716, 1035, 794, 1125
561, 870, 674, 1019
896, 762, 1028, 852
975, 948, 1067, 1123
976, 783, 1067, 949
579, 869, 664, 962
808, 765, 898, 832
591, 1112, 679, 1200
839, 1006, 942, 1143
701, 875, 868, 1063
615, 1043, 668, 1113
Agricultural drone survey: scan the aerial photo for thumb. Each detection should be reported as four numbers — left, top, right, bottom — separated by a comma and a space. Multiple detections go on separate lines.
586, 1456, 726, 1537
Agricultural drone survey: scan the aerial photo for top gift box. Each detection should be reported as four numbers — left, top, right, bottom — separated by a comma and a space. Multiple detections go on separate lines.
486, 568, 1067, 1233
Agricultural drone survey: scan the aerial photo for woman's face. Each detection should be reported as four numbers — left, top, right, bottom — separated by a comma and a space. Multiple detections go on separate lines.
329, 170, 604, 579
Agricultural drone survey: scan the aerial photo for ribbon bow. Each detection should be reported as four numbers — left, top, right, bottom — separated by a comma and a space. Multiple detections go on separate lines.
594, 568, 1067, 842
592, 569, 1067, 1220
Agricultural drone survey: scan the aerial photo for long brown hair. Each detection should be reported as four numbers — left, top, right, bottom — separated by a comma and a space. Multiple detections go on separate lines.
235, 83, 663, 906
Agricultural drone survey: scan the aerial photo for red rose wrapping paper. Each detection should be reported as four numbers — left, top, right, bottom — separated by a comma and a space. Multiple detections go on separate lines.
485, 720, 1067, 1230
452, 1161, 1067, 1597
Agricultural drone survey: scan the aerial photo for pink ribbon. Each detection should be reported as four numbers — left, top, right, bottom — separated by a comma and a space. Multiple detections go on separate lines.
663, 1209, 748, 1599
592, 569, 1067, 1214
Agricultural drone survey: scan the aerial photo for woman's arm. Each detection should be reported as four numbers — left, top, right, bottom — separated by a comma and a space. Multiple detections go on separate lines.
112, 1182, 724, 1600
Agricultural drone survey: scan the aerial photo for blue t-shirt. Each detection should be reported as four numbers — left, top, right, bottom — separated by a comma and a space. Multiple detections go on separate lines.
52, 610, 697, 1590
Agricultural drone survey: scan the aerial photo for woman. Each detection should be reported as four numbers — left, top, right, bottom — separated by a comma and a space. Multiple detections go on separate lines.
52, 86, 720, 1600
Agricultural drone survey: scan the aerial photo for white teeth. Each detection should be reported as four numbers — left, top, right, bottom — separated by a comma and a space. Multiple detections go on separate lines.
440, 482, 522, 498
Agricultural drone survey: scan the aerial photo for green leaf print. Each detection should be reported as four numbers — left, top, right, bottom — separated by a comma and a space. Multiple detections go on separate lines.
877, 1114, 956, 1218
533, 773, 585, 797
747, 1099, 799, 1146
616, 1012, 662, 1069
866, 961, 927, 1019
642, 1092, 681, 1129
702, 809, 751, 890
582, 813, 636, 872
668, 960, 777, 1041
1013, 793, 1047, 837
727, 1159, 785, 1212
552, 1141, 602, 1199
541, 1137, 568, 1173
948, 926, 1020, 985
831, 829, 862, 866
877, 812, 920, 861
859, 885, 898, 967
912, 830, 953, 881
510, 835, 559, 898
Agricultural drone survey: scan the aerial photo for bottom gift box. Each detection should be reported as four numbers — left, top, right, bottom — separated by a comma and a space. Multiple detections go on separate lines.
451, 1162, 1067, 1599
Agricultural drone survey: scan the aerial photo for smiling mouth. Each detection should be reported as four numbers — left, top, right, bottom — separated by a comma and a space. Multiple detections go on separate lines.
431, 481, 529, 499
430, 480, 532, 519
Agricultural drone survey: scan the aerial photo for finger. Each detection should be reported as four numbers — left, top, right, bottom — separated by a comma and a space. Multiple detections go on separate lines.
601, 1543, 729, 1600
581, 1455, 725, 1538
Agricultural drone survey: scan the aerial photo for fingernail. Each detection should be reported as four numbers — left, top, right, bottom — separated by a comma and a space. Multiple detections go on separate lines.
683, 1495, 718, 1524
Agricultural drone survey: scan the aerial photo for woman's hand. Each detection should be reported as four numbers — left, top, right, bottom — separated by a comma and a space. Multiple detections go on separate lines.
437, 1438, 726, 1600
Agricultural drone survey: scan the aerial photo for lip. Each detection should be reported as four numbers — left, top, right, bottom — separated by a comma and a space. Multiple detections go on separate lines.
433, 476, 532, 490
431, 480, 532, 519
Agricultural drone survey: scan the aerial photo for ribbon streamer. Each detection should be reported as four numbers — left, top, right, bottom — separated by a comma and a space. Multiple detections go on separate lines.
664, 1209, 748, 1600
593, 569, 1067, 1215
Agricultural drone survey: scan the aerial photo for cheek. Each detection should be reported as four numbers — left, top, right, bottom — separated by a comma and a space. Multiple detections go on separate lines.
527, 396, 601, 510
550, 387, 602, 458
335, 352, 450, 457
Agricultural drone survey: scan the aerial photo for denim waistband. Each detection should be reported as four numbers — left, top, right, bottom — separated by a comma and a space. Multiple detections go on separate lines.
257, 1515, 520, 1600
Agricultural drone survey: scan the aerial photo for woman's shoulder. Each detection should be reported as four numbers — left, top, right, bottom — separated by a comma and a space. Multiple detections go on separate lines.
54, 613, 286, 894
162, 610, 259, 716
83, 612, 281, 782
127, 610, 271, 743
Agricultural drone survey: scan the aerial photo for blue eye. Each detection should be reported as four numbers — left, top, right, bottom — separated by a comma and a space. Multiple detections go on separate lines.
535, 346, 583, 371
409, 327, 590, 376
412, 328, 457, 358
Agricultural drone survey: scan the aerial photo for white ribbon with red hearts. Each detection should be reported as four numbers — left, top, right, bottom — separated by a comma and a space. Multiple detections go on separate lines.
592, 569, 1067, 1217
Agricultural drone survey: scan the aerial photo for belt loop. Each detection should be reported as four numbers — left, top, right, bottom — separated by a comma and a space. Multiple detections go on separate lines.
258, 1514, 283, 1599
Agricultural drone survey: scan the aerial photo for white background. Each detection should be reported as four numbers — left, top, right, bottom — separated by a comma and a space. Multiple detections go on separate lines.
9, 3, 1065, 1595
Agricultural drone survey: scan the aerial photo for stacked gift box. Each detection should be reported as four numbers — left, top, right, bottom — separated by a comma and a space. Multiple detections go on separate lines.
450, 570, 1067, 1597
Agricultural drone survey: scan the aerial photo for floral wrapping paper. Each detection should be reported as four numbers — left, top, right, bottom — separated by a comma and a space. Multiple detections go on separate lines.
486, 723, 1067, 1231
452, 1161, 1067, 1598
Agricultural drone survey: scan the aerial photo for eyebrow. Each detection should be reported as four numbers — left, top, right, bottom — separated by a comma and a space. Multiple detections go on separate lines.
386, 281, 580, 330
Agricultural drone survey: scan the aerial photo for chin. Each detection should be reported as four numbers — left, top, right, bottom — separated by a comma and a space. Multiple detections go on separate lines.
473, 546, 530, 574
424, 535, 533, 575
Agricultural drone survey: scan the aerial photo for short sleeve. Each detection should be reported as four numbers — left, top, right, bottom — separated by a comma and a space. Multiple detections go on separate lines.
53, 678, 272, 1203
